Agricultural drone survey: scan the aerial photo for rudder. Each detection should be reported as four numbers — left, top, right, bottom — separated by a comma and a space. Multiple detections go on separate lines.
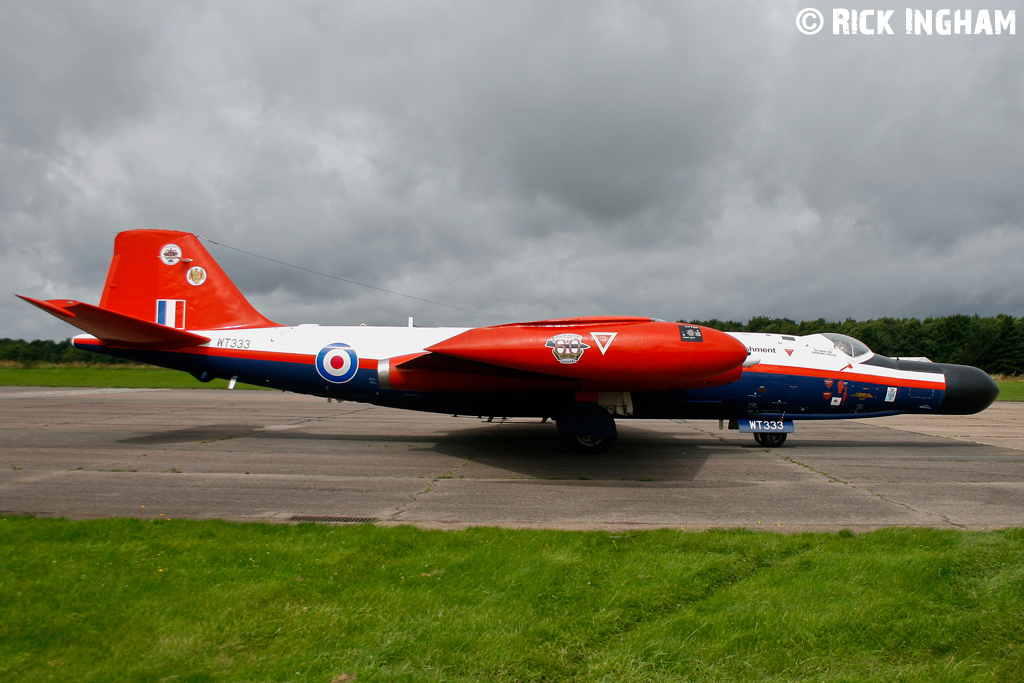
99, 230, 278, 330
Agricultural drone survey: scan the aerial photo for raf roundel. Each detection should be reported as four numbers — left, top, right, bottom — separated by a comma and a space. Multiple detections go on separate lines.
315, 343, 359, 383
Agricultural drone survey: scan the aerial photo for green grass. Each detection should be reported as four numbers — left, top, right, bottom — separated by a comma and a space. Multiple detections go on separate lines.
994, 380, 1024, 402
2, 519, 1023, 682
0, 365, 266, 390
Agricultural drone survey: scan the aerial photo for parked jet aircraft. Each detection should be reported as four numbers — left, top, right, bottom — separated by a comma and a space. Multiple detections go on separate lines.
19, 230, 998, 452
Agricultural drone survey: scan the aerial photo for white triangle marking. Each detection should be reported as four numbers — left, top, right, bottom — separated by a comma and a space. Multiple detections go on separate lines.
590, 331, 618, 355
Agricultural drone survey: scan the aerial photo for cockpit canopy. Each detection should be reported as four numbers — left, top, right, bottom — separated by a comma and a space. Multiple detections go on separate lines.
822, 333, 872, 358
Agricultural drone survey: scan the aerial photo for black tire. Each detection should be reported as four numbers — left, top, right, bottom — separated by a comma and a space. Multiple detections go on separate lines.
757, 432, 788, 448
562, 433, 616, 454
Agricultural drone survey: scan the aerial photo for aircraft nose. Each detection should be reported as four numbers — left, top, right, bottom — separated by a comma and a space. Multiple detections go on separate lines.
936, 364, 999, 414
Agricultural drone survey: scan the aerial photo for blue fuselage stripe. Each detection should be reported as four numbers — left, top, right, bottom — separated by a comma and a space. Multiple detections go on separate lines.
71, 341, 947, 419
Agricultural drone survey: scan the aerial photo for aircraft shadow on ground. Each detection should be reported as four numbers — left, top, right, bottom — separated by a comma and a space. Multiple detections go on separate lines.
118, 425, 264, 445
114, 421, 990, 482
115, 421, 720, 482
425, 423, 719, 483
116, 424, 486, 447
115, 422, 979, 452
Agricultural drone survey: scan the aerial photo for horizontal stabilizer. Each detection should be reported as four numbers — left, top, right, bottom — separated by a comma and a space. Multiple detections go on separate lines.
16, 295, 210, 349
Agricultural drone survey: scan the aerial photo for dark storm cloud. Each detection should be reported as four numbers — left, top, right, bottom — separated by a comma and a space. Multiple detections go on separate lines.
2, 0, 1023, 340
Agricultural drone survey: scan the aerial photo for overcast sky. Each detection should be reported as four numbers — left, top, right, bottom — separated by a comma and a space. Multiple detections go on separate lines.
2, 1, 1023, 340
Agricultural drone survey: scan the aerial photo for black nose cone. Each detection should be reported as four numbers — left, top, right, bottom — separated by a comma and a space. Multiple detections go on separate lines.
937, 364, 1000, 415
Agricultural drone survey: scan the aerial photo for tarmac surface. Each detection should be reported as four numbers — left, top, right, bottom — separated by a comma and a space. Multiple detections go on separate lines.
2, 386, 1022, 531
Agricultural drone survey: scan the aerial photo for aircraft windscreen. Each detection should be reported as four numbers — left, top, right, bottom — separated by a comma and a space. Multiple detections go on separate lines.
822, 333, 872, 358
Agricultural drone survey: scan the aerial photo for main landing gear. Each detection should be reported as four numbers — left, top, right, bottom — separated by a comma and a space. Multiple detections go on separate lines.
557, 400, 618, 454
753, 432, 788, 448
561, 432, 616, 454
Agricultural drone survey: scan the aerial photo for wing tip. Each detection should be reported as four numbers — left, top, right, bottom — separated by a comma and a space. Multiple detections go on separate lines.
16, 294, 77, 318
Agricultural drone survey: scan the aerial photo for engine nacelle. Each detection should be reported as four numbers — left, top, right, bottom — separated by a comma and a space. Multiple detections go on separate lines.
389, 317, 750, 393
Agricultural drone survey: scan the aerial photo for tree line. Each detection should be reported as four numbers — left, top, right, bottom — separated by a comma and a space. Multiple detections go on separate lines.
0, 338, 135, 366
688, 315, 1024, 376
4, 313, 1024, 375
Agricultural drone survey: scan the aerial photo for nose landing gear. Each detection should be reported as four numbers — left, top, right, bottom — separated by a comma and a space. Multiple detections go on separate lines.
754, 432, 788, 448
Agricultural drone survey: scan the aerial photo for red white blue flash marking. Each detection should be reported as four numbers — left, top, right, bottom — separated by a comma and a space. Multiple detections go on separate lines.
156, 299, 186, 329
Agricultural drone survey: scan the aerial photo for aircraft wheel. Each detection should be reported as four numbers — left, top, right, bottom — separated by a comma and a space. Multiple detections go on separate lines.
757, 432, 788, 448
562, 433, 616, 454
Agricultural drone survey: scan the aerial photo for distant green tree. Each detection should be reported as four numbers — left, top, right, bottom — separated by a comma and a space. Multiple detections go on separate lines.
988, 315, 1024, 376
0, 338, 132, 366
922, 314, 974, 364
746, 317, 799, 335
796, 318, 841, 335
891, 318, 927, 358
685, 318, 747, 332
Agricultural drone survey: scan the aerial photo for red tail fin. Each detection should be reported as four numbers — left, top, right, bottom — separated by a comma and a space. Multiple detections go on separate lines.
99, 230, 278, 330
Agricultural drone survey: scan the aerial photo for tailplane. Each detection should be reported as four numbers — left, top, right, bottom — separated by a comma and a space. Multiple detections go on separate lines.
17, 296, 211, 349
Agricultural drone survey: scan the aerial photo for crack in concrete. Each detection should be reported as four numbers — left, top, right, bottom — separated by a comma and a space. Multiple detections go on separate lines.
778, 454, 962, 528
780, 456, 849, 485
388, 449, 479, 521
862, 485, 964, 528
